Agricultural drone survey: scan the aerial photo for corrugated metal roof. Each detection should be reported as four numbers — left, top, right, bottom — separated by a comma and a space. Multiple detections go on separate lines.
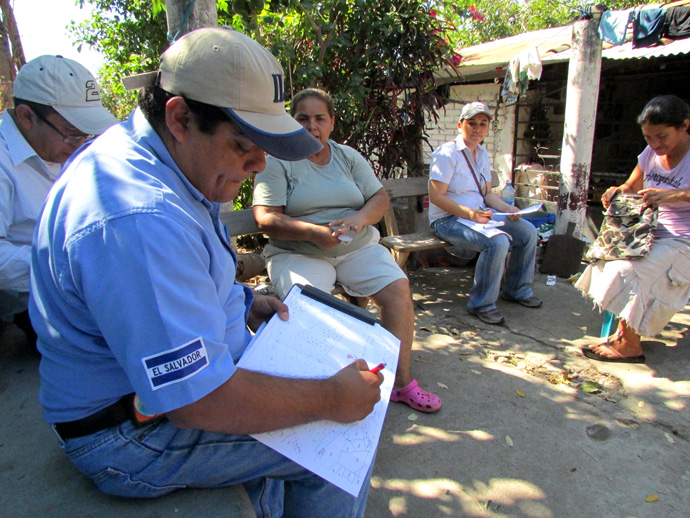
437, 17, 690, 82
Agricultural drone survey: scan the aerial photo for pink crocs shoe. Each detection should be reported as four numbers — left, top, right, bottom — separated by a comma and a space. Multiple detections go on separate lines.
390, 379, 441, 413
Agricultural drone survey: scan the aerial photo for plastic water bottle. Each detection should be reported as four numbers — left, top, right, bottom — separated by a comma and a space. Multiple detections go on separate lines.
501, 179, 515, 206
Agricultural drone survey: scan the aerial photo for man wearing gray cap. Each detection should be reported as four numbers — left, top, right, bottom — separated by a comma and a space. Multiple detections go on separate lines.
0, 55, 117, 346
30, 28, 381, 517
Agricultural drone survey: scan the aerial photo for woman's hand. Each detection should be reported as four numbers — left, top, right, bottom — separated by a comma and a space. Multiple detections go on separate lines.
505, 205, 522, 221
639, 188, 689, 207
311, 225, 342, 250
247, 294, 289, 332
601, 186, 621, 209
469, 207, 493, 223
329, 213, 366, 235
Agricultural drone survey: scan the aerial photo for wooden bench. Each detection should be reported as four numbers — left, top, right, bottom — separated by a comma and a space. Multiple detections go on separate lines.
379, 176, 451, 270
220, 176, 452, 275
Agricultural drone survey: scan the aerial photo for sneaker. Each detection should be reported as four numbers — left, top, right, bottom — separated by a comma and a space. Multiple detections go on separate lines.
468, 308, 505, 325
500, 294, 543, 308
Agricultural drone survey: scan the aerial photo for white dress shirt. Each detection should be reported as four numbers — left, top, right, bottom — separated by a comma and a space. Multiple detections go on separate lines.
0, 110, 61, 320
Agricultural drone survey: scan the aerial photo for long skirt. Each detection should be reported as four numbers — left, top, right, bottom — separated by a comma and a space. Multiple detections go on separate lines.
575, 237, 690, 337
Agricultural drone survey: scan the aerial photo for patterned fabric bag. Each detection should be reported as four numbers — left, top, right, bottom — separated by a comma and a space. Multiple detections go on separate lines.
586, 193, 658, 261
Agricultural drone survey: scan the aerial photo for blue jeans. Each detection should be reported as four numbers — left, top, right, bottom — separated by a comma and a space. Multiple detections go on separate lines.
432, 214, 538, 312
54, 419, 371, 518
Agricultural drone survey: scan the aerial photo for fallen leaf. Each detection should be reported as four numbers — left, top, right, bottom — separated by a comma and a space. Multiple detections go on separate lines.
645, 494, 659, 503
459, 352, 472, 356
419, 327, 432, 332
408, 413, 418, 421
580, 380, 601, 394
437, 382, 449, 389
664, 432, 675, 444
505, 435, 513, 447
516, 389, 525, 397
471, 369, 482, 375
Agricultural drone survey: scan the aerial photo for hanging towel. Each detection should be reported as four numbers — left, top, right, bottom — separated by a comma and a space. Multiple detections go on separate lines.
519, 47, 542, 81
663, 6, 690, 39
501, 47, 542, 105
632, 8, 666, 48
599, 10, 634, 45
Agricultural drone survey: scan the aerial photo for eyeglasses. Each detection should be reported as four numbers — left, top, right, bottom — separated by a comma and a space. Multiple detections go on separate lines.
32, 109, 94, 145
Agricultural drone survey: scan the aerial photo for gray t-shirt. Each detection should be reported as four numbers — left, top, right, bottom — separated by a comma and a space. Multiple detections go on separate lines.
253, 140, 383, 257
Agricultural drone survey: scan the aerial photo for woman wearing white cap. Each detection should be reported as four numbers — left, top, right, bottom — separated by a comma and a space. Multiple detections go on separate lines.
428, 101, 541, 325
254, 88, 441, 413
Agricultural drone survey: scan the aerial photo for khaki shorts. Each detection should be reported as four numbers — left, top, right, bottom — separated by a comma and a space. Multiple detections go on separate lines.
265, 236, 406, 300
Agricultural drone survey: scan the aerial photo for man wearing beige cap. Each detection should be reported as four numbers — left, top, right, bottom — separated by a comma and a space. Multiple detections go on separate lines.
0, 55, 117, 346
30, 28, 381, 517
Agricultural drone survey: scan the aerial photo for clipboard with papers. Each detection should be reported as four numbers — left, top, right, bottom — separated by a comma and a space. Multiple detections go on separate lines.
237, 284, 400, 496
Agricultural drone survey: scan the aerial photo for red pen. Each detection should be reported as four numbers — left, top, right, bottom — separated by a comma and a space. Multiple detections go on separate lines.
369, 363, 385, 374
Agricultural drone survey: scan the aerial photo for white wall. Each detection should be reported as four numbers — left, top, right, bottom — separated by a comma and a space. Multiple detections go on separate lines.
424, 83, 516, 190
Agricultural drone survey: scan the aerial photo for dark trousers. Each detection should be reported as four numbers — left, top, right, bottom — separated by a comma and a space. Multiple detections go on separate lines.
13, 310, 37, 349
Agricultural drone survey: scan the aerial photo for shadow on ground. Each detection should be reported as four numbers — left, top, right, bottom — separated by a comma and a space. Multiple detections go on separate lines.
1, 265, 688, 517
366, 267, 689, 518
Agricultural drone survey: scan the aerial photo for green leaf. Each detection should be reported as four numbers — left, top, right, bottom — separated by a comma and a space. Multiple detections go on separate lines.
580, 381, 602, 394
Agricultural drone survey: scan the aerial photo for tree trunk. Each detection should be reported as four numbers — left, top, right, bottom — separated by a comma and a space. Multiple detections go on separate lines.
0, 20, 13, 108
0, 0, 24, 70
165, 0, 217, 41
0, 0, 24, 109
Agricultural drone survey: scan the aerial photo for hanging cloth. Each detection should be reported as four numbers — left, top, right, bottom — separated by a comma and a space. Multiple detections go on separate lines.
663, 6, 690, 39
632, 8, 666, 48
500, 47, 542, 105
598, 10, 634, 45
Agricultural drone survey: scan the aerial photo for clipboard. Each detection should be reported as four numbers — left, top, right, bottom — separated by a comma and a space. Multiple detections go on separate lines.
237, 283, 400, 496
296, 284, 377, 325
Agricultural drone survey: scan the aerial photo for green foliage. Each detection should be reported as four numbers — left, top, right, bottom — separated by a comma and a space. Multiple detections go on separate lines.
71, 0, 649, 204
436, 0, 646, 48
254, 0, 461, 177
73, 0, 169, 118
73, 0, 461, 191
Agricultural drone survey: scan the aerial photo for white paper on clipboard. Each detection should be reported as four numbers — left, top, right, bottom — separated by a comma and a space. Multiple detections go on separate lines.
237, 284, 400, 496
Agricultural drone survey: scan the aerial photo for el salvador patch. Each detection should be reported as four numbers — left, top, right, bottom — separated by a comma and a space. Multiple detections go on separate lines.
142, 338, 209, 390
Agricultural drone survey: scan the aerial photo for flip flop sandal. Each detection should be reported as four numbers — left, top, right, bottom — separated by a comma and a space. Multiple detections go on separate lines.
581, 345, 646, 364
390, 379, 442, 413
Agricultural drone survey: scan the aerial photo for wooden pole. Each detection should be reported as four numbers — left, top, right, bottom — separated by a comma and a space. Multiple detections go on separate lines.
165, 0, 217, 41
555, 14, 603, 238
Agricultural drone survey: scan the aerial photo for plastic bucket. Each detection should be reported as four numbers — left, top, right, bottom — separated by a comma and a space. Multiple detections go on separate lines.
523, 211, 555, 228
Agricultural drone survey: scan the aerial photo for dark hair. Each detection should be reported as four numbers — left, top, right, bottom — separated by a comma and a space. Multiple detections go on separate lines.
290, 88, 335, 118
637, 95, 690, 129
138, 85, 233, 134
13, 98, 57, 117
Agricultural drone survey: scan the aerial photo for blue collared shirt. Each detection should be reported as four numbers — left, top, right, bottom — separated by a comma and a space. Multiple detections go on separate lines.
31, 108, 253, 423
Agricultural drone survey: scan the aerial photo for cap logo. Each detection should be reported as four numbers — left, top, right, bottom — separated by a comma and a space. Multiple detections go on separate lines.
272, 74, 285, 103
85, 80, 101, 102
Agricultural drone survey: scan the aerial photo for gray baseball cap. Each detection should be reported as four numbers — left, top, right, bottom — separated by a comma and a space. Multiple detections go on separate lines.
459, 101, 491, 121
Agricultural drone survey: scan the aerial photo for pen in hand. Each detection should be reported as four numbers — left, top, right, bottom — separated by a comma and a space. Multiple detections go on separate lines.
369, 363, 385, 374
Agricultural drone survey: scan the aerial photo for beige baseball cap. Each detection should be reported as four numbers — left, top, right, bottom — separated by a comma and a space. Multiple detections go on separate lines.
14, 55, 118, 135
123, 27, 322, 161
459, 101, 491, 121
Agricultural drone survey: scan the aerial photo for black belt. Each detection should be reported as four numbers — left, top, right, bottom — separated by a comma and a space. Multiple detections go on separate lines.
53, 395, 134, 440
